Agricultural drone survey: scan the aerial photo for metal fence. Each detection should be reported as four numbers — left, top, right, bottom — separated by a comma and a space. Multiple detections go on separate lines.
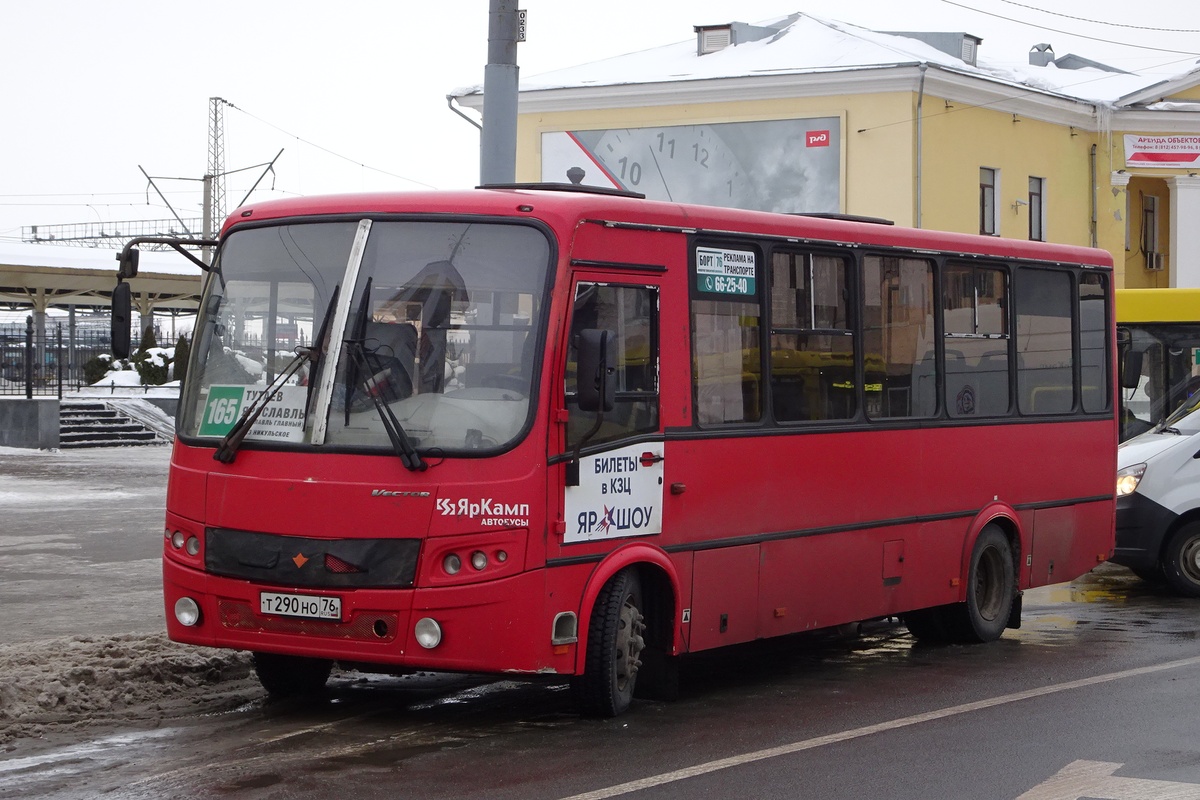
0, 318, 182, 397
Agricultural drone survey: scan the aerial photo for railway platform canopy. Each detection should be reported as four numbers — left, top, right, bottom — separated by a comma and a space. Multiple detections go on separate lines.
0, 241, 202, 337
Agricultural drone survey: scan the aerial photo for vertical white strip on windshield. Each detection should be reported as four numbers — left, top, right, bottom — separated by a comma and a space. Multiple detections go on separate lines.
312, 219, 372, 445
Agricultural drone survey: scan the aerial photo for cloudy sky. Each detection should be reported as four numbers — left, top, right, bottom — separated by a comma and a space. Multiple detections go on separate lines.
1, 0, 1196, 244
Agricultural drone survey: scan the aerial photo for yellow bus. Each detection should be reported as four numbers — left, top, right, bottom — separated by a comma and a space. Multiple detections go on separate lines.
1118, 288, 1200, 440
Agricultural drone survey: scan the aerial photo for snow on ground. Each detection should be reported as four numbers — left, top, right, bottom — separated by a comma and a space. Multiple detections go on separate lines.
0, 435, 263, 751
0, 635, 255, 748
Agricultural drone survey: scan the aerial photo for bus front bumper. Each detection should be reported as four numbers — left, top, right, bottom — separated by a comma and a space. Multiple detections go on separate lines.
163, 558, 574, 676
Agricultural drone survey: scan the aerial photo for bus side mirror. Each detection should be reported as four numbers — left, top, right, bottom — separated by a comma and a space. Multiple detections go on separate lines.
577, 328, 616, 413
1120, 348, 1143, 390
117, 247, 140, 279
112, 281, 132, 359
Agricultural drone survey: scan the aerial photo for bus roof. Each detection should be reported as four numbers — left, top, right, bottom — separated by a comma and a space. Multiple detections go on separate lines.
1116, 288, 1200, 324
227, 187, 1113, 269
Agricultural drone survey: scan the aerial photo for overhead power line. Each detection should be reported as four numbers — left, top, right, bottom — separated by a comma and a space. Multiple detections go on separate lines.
940, 0, 1200, 56
999, 0, 1200, 34
228, 104, 440, 190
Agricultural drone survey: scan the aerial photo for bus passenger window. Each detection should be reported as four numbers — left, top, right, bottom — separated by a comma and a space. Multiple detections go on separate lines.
565, 283, 660, 447
769, 252, 854, 421
692, 297, 762, 425
943, 265, 1011, 418
863, 255, 935, 419
1016, 268, 1074, 414
1080, 273, 1110, 414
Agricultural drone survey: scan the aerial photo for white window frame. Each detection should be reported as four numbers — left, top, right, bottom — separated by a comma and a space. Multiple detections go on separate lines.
1029, 176, 1046, 241
980, 167, 999, 236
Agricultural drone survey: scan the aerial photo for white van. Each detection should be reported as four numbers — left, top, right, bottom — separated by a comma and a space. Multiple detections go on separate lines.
1115, 393, 1200, 595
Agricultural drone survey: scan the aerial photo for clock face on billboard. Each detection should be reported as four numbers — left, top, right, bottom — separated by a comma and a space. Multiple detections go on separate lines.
588, 125, 760, 208
541, 118, 841, 214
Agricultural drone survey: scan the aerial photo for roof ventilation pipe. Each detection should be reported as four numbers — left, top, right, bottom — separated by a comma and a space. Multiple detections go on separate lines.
1029, 43, 1055, 67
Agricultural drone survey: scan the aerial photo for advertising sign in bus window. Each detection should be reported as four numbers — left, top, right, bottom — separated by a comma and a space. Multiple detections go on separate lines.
691, 245, 762, 426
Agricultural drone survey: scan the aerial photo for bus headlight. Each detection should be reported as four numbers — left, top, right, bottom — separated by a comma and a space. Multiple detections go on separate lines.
415, 617, 442, 649
1117, 463, 1146, 497
174, 597, 202, 627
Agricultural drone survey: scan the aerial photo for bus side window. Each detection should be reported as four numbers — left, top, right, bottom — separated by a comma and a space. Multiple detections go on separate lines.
1015, 268, 1074, 414
863, 255, 936, 419
565, 283, 660, 447
769, 251, 855, 422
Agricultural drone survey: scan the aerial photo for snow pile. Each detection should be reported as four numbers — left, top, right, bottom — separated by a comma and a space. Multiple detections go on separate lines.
0, 633, 254, 746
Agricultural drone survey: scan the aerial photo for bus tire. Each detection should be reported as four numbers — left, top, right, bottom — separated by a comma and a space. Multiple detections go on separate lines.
1162, 523, 1200, 597
253, 652, 333, 698
949, 525, 1015, 643
571, 568, 646, 717
903, 606, 953, 643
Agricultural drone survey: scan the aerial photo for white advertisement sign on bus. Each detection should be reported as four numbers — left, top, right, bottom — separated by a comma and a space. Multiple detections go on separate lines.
564, 442, 664, 543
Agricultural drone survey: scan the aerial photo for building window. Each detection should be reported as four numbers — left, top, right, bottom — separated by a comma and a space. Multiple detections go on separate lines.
1142, 195, 1160, 255
1029, 177, 1045, 241
980, 168, 998, 235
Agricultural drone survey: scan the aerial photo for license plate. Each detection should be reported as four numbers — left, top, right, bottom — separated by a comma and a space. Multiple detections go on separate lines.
259, 591, 342, 620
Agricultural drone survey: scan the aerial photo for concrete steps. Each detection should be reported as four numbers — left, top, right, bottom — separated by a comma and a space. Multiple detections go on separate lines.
59, 401, 165, 448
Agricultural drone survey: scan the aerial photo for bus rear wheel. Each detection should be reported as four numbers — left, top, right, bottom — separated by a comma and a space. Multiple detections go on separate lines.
1162, 523, 1200, 597
951, 525, 1015, 643
905, 526, 1014, 644
253, 652, 333, 698
571, 568, 646, 717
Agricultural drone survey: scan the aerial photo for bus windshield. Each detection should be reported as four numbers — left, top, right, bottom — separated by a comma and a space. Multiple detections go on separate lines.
179, 219, 552, 455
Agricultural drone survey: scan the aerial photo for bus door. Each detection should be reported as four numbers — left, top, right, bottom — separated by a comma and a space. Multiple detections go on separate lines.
560, 278, 665, 548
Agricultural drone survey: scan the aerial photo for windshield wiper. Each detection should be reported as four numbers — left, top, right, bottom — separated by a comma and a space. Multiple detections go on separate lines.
1163, 426, 1183, 436
213, 348, 313, 464
342, 278, 426, 471
345, 341, 427, 471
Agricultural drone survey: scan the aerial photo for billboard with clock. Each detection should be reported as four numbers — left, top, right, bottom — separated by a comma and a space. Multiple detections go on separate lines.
541, 118, 841, 214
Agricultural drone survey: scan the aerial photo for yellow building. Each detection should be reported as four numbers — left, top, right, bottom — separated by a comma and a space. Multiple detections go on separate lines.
452, 13, 1200, 289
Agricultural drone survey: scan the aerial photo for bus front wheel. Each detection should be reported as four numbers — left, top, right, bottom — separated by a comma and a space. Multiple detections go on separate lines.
253, 652, 333, 698
1162, 523, 1200, 597
571, 568, 646, 717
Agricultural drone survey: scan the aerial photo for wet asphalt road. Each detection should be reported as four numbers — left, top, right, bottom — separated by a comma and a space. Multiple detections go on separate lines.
4, 446, 1200, 799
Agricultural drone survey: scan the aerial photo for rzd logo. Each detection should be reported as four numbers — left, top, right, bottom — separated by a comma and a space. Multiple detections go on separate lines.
806, 130, 831, 147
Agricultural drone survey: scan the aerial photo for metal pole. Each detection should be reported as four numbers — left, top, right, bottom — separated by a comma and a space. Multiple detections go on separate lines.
480, 0, 519, 185
24, 315, 33, 400
202, 174, 213, 265
56, 324, 63, 400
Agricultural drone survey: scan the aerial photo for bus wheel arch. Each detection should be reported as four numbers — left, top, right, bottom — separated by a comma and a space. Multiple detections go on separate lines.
906, 517, 1019, 644
572, 549, 680, 715
953, 522, 1017, 642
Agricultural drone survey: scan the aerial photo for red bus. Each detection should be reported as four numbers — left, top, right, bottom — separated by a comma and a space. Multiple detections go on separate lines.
116, 185, 1117, 716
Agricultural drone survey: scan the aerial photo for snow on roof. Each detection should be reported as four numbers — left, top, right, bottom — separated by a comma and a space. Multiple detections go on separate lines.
0, 241, 202, 277
463, 12, 1191, 108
